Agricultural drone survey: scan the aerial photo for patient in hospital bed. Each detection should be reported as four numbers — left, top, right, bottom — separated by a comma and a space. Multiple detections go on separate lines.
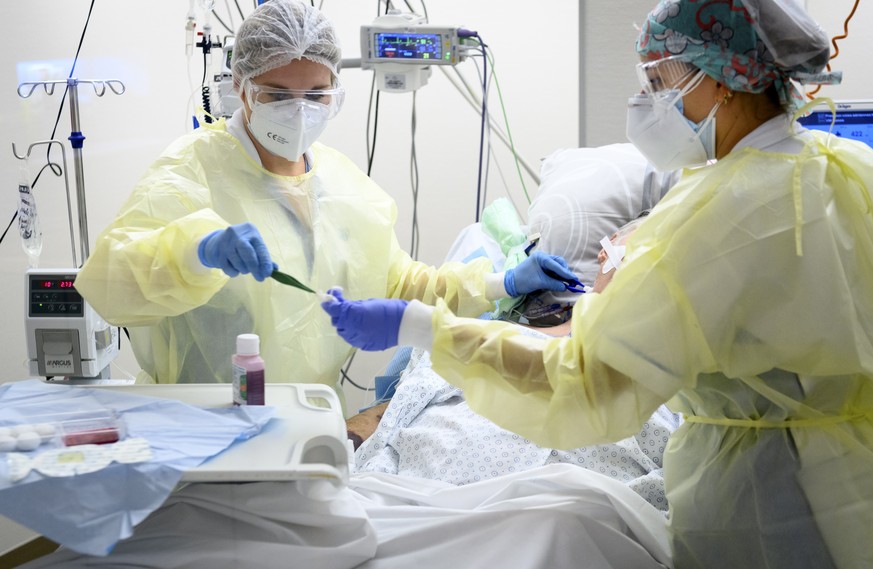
347, 213, 680, 512
347, 143, 681, 512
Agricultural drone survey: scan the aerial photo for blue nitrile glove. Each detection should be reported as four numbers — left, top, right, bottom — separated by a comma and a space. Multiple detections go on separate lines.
197, 222, 276, 282
321, 288, 408, 351
504, 251, 579, 296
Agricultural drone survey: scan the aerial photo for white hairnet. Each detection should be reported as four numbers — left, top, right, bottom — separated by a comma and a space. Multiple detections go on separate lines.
232, 0, 342, 88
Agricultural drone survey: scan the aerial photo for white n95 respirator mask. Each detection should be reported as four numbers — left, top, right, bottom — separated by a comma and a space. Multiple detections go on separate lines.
626, 91, 719, 172
248, 98, 331, 162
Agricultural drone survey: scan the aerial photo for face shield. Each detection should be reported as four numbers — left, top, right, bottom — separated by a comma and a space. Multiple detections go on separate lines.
636, 55, 699, 99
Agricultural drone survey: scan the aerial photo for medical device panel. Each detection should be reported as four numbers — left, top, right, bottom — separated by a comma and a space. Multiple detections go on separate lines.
364, 29, 459, 65
360, 11, 465, 92
25, 268, 118, 379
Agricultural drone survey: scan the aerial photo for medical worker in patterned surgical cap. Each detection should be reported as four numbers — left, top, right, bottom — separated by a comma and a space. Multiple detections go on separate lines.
323, 1, 873, 566
73, 0, 577, 398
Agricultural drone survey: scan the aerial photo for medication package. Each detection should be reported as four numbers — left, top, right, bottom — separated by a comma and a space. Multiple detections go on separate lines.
0, 407, 153, 482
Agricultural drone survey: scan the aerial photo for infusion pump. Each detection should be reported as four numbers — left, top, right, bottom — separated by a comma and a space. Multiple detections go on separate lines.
25, 268, 119, 379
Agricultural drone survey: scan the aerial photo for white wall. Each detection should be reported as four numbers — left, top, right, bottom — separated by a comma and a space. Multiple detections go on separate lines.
1, 0, 872, 556
580, 0, 655, 146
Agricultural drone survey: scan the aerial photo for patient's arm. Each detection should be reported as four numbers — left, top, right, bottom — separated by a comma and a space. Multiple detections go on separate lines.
345, 318, 568, 451
346, 401, 389, 450
345, 319, 569, 450
518, 319, 572, 337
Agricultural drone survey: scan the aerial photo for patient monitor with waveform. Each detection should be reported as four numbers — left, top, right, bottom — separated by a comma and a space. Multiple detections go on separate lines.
360, 10, 466, 93
25, 268, 119, 380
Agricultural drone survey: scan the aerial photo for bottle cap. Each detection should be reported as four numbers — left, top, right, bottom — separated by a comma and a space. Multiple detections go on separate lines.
236, 333, 260, 355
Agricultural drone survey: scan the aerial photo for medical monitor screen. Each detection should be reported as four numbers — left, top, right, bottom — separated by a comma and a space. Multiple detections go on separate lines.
797, 101, 873, 148
374, 33, 444, 61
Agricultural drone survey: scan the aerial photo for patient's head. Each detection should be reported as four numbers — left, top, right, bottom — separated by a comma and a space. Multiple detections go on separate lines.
519, 212, 649, 326
592, 213, 648, 293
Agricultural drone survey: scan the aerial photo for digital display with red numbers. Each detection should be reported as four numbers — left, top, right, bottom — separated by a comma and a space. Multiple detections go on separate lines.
40, 280, 75, 289
29, 274, 83, 317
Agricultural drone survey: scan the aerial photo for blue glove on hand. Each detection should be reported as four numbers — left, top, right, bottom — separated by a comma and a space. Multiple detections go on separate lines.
198, 222, 276, 282
321, 288, 408, 351
504, 251, 580, 296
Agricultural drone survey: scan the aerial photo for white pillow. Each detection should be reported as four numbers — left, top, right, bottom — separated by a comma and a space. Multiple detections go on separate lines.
524, 143, 677, 320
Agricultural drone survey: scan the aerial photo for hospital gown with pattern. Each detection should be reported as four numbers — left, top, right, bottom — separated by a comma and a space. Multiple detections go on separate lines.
355, 345, 680, 512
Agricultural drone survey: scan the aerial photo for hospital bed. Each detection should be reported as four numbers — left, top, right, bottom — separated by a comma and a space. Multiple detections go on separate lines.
4, 379, 672, 569
5, 143, 676, 568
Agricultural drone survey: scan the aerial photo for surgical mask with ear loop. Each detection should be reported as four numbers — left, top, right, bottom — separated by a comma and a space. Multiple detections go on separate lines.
244, 81, 343, 162
626, 70, 721, 171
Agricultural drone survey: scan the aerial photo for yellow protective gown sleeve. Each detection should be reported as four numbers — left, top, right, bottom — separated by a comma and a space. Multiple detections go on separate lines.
429, 131, 873, 567
75, 119, 494, 392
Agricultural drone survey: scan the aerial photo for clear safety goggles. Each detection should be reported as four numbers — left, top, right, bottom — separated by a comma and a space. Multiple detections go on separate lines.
245, 81, 345, 119
636, 55, 699, 96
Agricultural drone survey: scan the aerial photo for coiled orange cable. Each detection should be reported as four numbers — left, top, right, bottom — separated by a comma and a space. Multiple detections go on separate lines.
806, 0, 861, 99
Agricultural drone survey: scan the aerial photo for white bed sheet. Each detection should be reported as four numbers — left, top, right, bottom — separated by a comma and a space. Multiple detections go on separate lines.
23, 465, 670, 569
350, 465, 671, 569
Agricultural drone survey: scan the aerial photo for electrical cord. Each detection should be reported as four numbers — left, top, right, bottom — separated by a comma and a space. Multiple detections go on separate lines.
233, 0, 246, 20
366, 0, 394, 176
482, 47, 531, 203
409, 91, 420, 259
0, 212, 16, 246
0, 162, 63, 247
440, 64, 539, 189
222, 0, 237, 30
339, 351, 376, 392
806, 0, 859, 99
366, 77, 381, 176
459, 31, 489, 223
471, 50, 498, 216
200, 50, 213, 123
211, 10, 235, 35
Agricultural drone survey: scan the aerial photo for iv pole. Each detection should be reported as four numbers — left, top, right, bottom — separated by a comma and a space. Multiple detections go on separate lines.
17, 78, 125, 264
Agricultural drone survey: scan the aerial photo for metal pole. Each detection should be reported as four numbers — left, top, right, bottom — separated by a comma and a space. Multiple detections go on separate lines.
67, 78, 90, 262
17, 78, 124, 266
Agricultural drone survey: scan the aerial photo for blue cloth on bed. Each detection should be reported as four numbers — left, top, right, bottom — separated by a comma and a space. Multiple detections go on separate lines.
0, 380, 274, 556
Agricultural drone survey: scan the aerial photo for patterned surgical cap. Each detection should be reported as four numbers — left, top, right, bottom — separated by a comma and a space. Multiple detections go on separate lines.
636, 0, 841, 110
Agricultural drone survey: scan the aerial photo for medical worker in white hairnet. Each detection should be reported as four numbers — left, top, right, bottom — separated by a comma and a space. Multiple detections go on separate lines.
74, 0, 577, 395
323, 0, 873, 566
